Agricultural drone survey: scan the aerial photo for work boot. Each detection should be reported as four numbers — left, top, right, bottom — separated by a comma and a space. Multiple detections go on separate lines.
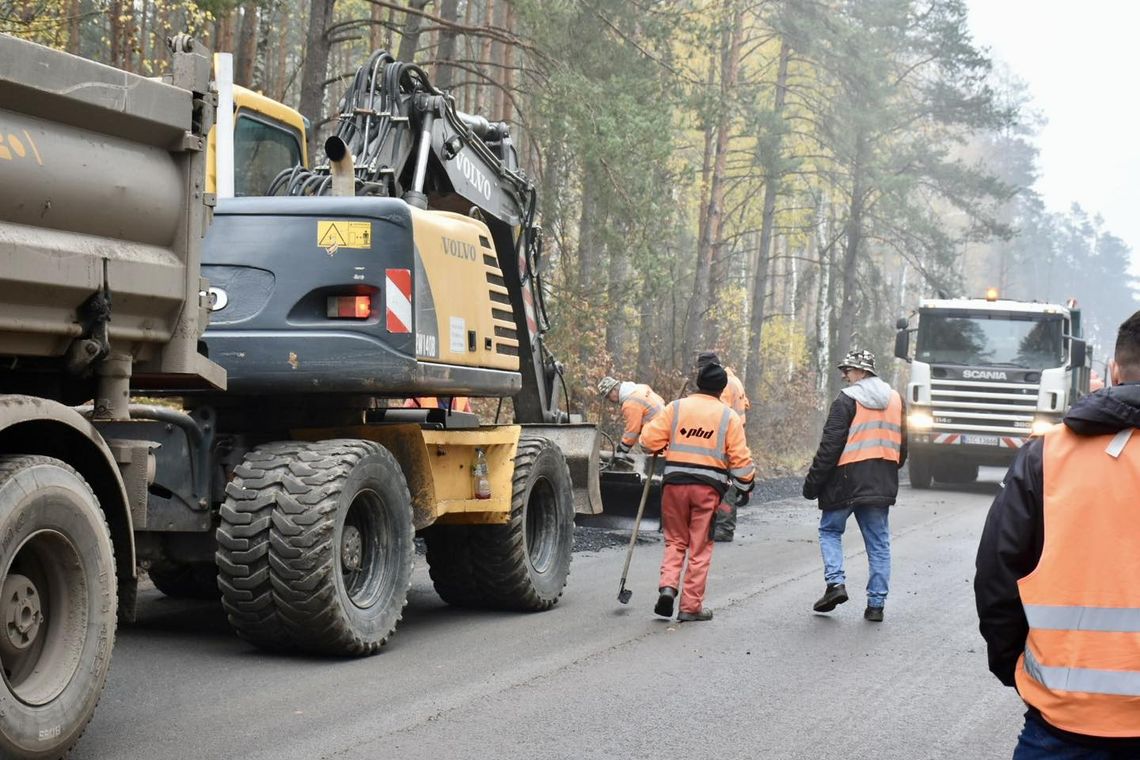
864, 606, 884, 623
654, 587, 677, 618
712, 530, 734, 543
677, 609, 713, 622
812, 583, 848, 613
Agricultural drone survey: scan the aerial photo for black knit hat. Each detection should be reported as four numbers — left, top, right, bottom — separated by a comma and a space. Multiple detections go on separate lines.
696, 351, 721, 368
696, 362, 728, 394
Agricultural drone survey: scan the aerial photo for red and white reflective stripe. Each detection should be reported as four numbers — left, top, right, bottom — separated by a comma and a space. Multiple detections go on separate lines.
521, 284, 538, 338
1002, 437, 1025, 449
934, 433, 961, 444
385, 268, 412, 333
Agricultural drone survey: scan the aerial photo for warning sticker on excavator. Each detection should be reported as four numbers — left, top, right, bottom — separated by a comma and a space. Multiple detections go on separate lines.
317, 221, 372, 254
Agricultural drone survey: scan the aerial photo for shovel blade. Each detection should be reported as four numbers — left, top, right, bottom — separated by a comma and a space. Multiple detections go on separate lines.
617, 586, 633, 605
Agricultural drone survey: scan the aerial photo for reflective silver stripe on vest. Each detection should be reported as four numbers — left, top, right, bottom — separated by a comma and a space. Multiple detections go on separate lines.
669, 441, 721, 457
730, 465, 755, 479
663, 464, 728, 483
841, 438, 902, 455
629, 394, 661, 420
1025, 604, 1140, 632
716, 407, 730, 454
1023, 647, 1140, 697
848, 420, 902, 436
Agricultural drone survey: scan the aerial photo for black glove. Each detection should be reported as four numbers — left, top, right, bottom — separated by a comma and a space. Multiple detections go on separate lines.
802, 481, 816, 500
733, 489, 750, 507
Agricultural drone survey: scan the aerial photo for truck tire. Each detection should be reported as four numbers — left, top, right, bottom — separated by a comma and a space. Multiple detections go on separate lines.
217, 440, 414, 655
0, 456, 116, 760
422, 524, 481, 607
908, 453, 932, 489
468, 437, 574, 611
147, 562, 219, 600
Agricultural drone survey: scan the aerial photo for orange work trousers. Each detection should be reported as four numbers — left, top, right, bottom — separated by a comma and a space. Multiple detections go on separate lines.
659, 482, 723, 614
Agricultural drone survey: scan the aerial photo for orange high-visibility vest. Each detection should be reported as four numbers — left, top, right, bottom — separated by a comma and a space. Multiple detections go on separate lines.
640, 394, 754, 489
836, 391, 903, 466
1013, 425, 1140, 738
620, 384, 664, 449
404, 397, 473, 413
721, 368, 749, 426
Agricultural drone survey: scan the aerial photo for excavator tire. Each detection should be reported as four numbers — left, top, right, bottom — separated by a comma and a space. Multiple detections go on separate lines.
467, 436, 574, 611
0, 456, 116, 760
422, 524, 481, 607
217, 440, 414, 655
147, 562, 219, 600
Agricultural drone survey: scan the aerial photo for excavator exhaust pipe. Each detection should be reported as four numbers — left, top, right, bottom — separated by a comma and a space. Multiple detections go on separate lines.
325, 136, 355, 197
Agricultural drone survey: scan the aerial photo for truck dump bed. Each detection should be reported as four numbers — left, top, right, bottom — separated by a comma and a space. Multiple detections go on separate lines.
0, 35, 223, 389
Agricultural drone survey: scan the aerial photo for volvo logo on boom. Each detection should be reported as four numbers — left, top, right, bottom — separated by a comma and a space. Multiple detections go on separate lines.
455, 152, 493, 201
962, 369, 1008, 380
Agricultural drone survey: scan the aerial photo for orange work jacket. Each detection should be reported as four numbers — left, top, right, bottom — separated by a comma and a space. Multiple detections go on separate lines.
1013, 424, 1140, 738
640, 393, 755, 493
619, 384, 665, 450
404, 397, 473, 413
721, 368, 750, 426
836, 392, 903, 467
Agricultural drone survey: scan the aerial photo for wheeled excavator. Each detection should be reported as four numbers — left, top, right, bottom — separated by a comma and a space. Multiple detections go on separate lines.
0, 38, 600, 757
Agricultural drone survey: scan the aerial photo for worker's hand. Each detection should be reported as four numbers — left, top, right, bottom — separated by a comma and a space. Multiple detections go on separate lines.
732, 489, 750, 507
801, 481, 816, 500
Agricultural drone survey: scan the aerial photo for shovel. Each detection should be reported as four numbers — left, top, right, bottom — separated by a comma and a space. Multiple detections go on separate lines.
617, 453, 659, 604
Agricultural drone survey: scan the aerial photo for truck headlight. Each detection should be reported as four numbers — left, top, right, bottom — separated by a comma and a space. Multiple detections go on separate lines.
908, 411, 933, 431
1030, 418, 1056, 437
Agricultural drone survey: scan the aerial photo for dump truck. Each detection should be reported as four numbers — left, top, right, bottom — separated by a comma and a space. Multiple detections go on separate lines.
894, 293, 1090, 487
0, 37, 600, 758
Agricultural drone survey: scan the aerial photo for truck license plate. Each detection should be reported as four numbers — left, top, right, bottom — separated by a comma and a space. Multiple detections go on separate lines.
963, 434, 999, 446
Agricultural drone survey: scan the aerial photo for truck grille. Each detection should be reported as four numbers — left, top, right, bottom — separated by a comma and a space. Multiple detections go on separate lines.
929, 379, 1038, 435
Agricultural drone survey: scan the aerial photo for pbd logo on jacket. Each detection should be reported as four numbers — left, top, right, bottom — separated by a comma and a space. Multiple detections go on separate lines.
679, 427, 714, 439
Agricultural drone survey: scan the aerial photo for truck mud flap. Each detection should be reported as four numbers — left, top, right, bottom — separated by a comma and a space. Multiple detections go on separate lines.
522, 423, 603, 515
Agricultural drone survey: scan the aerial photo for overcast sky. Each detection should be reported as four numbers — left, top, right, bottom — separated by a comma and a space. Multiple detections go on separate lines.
965, 1, 1140, 272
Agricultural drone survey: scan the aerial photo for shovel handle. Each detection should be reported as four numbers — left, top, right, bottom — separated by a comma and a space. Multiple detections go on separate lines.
617, 453, 659, 587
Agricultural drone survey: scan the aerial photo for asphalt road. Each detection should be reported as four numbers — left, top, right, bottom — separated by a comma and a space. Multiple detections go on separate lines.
71, 471, 1025, 760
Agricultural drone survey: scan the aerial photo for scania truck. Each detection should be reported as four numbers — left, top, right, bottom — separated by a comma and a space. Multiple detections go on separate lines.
894, 293, 1090, 488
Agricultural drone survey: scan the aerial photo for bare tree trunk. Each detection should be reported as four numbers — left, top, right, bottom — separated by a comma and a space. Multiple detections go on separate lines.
434, 0, 461, 88
604, 222, 629, 361
835, 132, 868, 400
478, 0, 495, 113
235, 3, 259, 87
396, 0, 431, 62
683, 4, 742, 363
299, 0, 336, 157
743, 43, 789, 423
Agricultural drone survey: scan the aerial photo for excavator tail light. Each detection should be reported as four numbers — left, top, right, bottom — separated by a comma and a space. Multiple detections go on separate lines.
327, 295, 371, 319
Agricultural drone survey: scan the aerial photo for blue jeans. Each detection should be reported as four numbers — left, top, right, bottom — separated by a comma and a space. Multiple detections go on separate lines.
1012, 711, 1134, 759
818, 505, 890, 608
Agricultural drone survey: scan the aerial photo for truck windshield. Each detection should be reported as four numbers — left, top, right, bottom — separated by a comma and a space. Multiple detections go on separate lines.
916, 312, 1064, 368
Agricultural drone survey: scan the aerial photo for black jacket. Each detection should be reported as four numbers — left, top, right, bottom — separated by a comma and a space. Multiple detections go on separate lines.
802, 386, 907, 510
974, 382, 1140, 748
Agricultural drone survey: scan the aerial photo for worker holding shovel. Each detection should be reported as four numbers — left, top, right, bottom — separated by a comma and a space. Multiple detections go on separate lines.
639, 362, 755, 621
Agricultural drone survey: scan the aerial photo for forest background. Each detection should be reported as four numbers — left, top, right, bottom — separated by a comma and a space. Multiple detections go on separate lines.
5, 0, 1137, 471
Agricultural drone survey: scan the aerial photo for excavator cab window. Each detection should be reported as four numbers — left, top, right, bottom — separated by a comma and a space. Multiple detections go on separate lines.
233, 113, 303, 196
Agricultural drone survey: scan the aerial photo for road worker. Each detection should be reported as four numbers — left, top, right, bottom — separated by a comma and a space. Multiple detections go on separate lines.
403, 396, 473, 413
696, 351, 751, 542
640, 362, 755, 622
975, 309, 1140, 757
802, 349, 906, 622
597, 375, 664, 457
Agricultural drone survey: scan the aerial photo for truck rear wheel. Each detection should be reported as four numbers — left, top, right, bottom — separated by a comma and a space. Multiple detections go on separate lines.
467, 436, 574, 611
908, 453, 932, 489
147, 561, 219, 600
0, 456, 116, 760
217, 440, 414, 655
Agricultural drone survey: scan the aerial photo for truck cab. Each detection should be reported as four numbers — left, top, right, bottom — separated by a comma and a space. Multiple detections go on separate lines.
894, 295, 1090, 487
